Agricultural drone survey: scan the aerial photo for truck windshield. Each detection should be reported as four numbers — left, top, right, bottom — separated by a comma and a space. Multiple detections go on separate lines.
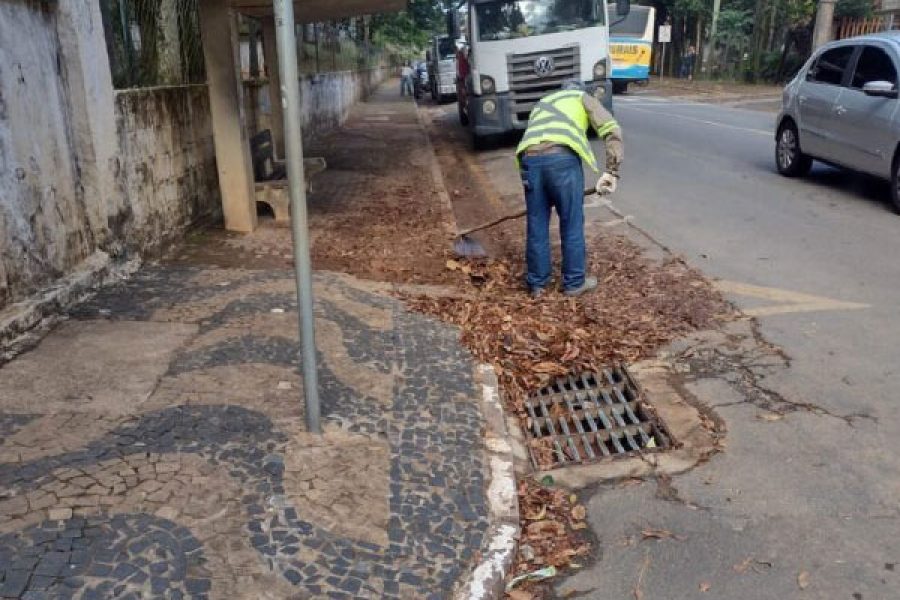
437, 38, 456, 59
476, 0, 604, 41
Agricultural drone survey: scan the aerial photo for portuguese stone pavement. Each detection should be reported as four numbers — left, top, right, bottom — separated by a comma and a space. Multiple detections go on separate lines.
0, 266, 490, 599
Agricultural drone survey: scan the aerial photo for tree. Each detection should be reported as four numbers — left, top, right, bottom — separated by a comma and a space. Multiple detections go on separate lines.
714, 8, 753, 76
371, 0, 446, 52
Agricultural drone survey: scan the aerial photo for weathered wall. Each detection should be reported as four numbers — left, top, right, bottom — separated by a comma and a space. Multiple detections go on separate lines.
0, 1, 219, 313
0, 3, 90, 310
244, 67, 388, 142
112, 85, 219, 250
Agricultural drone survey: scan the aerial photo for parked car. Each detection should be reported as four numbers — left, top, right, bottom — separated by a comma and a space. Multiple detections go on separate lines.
414, 61, 429, 99
775, 32, 900, 213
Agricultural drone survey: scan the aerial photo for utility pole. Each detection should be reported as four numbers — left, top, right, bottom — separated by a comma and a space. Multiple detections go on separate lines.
812, 0, 837, 49
273, 0, 322, 434
701, 0, 721, 73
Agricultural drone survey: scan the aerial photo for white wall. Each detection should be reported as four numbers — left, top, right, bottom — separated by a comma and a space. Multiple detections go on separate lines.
0, 2, 91, 309
0, 1, 219, 312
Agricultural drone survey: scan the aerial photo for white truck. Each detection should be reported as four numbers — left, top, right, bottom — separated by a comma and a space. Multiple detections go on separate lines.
455, 0, 629, 147
427, 35, 460, 102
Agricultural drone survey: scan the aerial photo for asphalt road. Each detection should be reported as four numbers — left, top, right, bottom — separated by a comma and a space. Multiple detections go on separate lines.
444, 93, 900, 598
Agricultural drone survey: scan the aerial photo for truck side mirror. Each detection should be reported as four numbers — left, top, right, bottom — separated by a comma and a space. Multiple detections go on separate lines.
616, 0, 631, 16
447, 10, 460, 39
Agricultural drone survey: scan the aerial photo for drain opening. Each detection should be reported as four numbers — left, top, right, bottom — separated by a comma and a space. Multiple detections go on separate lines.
523, 366, 674, 470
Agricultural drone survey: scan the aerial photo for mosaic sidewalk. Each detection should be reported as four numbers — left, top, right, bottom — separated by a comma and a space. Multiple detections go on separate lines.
0, 267, 490, 599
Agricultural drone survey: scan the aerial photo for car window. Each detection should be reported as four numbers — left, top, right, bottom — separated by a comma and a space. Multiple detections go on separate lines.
851, 46, 898, 88
808, 46, 856, 86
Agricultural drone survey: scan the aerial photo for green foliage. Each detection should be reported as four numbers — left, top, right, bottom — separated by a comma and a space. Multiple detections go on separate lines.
371, 0, 446, 52
715, 7, 753, 46
835, 0, 873, 18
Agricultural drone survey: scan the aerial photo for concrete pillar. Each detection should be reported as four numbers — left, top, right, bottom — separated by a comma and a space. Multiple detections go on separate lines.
198, 1, 257, 233
54, 0, 120, 243
813, 0, 837, 49
261, 16, 285, 159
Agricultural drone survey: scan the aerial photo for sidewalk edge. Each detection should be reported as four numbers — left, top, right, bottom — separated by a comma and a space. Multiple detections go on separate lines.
456, 364, 520, 600
0, 251, 140, 361
415, 104, 460, 238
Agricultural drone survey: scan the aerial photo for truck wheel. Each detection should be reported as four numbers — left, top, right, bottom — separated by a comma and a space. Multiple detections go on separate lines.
431, 83, 437, 102
473, 133, 489, 150
612, 81, 628, 94
458, 102, 469, 126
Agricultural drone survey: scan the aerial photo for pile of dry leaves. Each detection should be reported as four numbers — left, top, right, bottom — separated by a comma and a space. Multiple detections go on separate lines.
506, 477, 591, 599
406, 234, 730, 418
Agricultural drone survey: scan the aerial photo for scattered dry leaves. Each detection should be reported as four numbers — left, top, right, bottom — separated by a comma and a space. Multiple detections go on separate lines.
757, 412, 784, 422
641, 528, 683, 541
504, 478, 591, 597
699, 581, 712, 593
733, 556, 773, 574
797, 570, 810, 590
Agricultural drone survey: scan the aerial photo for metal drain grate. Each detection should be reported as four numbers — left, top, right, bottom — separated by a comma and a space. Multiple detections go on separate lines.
523, 366, 673, 470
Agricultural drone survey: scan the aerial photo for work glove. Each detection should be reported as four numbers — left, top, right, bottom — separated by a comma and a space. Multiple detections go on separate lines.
595, 173, 618, 196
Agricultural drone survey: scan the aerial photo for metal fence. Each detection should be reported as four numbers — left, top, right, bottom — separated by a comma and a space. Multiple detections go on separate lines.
100, 0, 206, 89
833, 16, 894, 40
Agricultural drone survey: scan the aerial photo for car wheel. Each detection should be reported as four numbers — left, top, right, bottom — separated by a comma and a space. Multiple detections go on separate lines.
458, 101, 469, 126
890, 155, 900, 215
776, 121, 812, 177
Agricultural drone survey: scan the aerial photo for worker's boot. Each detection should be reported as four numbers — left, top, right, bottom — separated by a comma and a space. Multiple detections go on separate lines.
563, 276, 597, 297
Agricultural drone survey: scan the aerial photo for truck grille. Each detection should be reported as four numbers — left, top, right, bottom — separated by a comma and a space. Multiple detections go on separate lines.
507, 45, 581, 120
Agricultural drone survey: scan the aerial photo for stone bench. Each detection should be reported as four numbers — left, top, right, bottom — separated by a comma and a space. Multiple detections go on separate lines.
251, 129, 326, 224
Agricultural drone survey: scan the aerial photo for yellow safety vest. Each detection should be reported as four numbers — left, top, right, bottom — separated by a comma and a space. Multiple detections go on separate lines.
516, 90, 610, 173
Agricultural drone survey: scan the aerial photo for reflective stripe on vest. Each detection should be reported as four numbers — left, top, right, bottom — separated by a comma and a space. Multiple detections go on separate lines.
516, 90, 599, 172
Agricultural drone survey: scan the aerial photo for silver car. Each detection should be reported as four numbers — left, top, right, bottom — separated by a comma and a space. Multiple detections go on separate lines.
776, 32, 900, 212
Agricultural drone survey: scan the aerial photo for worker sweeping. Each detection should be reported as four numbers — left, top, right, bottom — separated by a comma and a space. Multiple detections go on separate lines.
516, 81, 623, 298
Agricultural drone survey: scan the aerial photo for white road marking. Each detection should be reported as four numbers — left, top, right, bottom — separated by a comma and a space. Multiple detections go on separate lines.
715, 280, 870, 317
617, 103, 772, 136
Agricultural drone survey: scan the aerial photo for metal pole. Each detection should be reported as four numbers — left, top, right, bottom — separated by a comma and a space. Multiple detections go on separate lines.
272, 0, 322, 433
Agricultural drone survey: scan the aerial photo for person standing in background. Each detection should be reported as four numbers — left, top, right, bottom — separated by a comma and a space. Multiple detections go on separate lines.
400, 63, 414, 96
681, 45, 697, 80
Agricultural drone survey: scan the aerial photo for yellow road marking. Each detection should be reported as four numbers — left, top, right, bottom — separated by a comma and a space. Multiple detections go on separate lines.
715, 280, 870, 316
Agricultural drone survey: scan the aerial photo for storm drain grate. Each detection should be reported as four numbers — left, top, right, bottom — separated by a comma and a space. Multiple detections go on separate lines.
523, 366, 674, 470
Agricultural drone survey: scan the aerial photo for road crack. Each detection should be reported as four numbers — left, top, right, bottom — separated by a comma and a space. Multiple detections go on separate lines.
671, 319, 875, 427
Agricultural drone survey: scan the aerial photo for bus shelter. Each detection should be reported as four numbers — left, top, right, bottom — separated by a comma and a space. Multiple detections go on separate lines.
197, 0, 403, 432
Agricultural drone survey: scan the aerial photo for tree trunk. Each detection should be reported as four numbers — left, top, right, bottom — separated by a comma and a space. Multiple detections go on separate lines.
702, 0, 722, 73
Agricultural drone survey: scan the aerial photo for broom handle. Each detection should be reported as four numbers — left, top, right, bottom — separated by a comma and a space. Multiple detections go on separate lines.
456, 209, 527, 237
456, 188, 595, 237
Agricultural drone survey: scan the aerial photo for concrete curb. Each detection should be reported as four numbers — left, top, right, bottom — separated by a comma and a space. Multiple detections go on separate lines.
414, 101, 521, 599
0, 251, 139, 361
455, 364, 520, 600
415, 102, 460, 240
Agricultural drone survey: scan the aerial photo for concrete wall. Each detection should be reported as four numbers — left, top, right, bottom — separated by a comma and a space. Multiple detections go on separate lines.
112, 86, 219, 250
1, 0, 384, 315
244, 66, 388, 143
0, 2, 89, 310
0, 1, 218, 313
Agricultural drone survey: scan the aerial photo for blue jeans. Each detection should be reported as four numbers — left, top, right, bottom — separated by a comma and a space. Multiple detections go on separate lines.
400, 75, 414, 96
520, 152, 586, 291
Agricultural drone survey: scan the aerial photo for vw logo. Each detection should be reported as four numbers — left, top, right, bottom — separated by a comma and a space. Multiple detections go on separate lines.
533, 55, 555, 77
